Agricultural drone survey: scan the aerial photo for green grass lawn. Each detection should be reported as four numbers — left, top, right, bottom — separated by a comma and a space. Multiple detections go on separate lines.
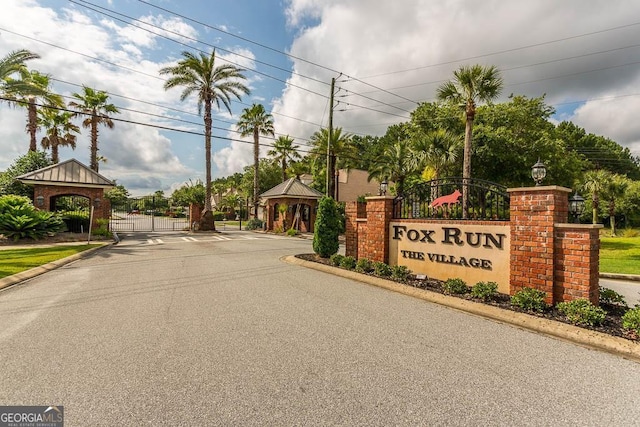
0, 245, 100, 279
600, 236, 640, 275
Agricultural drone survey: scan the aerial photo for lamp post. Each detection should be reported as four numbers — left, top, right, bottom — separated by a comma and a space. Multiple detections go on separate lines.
531, 159, 547, 186
379, 179, 388, 196
569, 192, 585, 223
238, 198, 243, 230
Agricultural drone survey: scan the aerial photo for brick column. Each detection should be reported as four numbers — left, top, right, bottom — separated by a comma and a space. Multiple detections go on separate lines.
554, 224, 602, 305
361, 196, 394, 263
508, 186, 571, 304
345, 201, 359, 258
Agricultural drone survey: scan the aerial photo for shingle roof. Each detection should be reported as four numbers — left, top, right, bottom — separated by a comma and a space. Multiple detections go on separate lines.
17, 158, 115, 188
259, 177, 324, 200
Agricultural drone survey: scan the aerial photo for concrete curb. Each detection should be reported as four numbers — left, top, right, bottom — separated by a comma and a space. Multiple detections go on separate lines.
283, 255, 640, 363
601, 273, 640, 282
0, 243, 112, 291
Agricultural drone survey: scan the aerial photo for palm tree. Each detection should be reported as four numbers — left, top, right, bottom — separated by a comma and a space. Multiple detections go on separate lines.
0, 49, 45, 100
309, 127, 355, 197
603, 174, 630, 236
368, 138, 414, 196
15, 71, 63, 152
411, 129, 462, 181
236, 104, 274, 217
582, 169, 611, 224
437, 64, 503, 217
268, 135, 301, 182
69, 86, 119, 172
161, 50, 249, 230
38, 108, 80, 163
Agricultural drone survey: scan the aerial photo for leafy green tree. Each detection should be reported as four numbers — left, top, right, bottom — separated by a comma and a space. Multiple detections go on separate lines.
38, 109, 79, 163
69, 86, 119, 172
313, 196, 340, 257
104, 184, 130, 206
410, 129, 461, 180
240, 158, 282, 203
237, 104, 274, 217
268, 135, 301, 182
170, 180, 206, 207
0, 151, 51, 197
160, 50, 249, 230
368, 138, 415, 196
437, 65, 503, 217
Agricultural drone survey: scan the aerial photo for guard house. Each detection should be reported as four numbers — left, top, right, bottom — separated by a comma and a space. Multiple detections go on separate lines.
260, 178, 324, 233
17, 159, 115, 230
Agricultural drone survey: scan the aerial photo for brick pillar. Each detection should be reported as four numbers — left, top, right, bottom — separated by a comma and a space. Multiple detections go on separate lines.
554, 224, 602, 305
345, 201, 359, 258
361, 196, 394, 263
508, 186, 571, 304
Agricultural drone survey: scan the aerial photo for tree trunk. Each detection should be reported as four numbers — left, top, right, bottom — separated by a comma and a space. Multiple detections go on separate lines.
609, 199, 616, 236
90, 111, 99, 171
592, 194, 599, 225
51, 142, 59, 163
462, 108, 474, 219
28, 99, 38, 152
282, 159, 287, 183
200, 99, 216, 231
253, 128, 259, 219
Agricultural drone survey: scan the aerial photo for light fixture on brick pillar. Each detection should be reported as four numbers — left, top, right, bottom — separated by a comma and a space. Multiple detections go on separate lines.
35, 195, 44, 207
569, 192, 585, 223
379, 179, 388, 196
531, 158, 546, 186
93, 198, 101, 208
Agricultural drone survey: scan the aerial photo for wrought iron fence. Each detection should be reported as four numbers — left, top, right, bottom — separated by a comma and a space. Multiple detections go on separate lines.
53, 195, 91, 233
393, 178, 510, 221
110, 195, 190, 231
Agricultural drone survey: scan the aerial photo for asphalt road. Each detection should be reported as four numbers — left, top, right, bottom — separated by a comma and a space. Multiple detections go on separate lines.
1, 231, 640, 426
601, 277, 640, 307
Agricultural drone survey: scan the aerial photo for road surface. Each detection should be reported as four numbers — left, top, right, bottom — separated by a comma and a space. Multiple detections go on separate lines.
1, 231, 639, 426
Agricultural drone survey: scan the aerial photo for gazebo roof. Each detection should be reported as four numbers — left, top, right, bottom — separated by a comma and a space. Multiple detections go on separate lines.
17, 158, 115, 188
259, 177, 324, 200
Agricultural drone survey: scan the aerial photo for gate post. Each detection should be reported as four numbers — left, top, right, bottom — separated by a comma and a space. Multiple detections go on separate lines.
361, 196, 394, 263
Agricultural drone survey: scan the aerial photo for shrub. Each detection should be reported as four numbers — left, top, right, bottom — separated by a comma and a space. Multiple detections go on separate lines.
471, 281, 498, 301
443, 278, 468, 295
0, 195, 64, 241
599, 287, 628, 308
244, 218, 263, 230
212, 211, 225, 221
510, 287, 548, 312
92, 218, 112, 238
557, 299, 607, 326
330, 254, 344, 267
286, 228, 298, 236
391, 265, 411, 281
622, 228, 640, 238
355, 258, 373, 273
373, 261, 392, 277
340, 256, 357, 270
313, 197, 340, 258
622, 307, 640, 335
60, 210, 90, 233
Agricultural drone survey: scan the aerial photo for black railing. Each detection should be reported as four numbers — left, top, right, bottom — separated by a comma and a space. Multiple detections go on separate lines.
393, 178, 510, 221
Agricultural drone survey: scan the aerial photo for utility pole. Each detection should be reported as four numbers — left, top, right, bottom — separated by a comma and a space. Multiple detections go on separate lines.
326, 77, 336, 198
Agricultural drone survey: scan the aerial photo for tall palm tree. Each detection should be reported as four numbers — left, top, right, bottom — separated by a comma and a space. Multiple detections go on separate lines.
38, 108, 80, 163
237, 104, 274, 217
582, 169, 611, 224
161, 50, 249, 231
69, 86, 119, 172
437, 64, 503, 217
411, 129, 462, 181
309, 127, 355, 197
603, 174, 630, 236
368, 138, 414, 196
268, 135, 301, 182
15, 71, 63, 152
0, 49, 45, 100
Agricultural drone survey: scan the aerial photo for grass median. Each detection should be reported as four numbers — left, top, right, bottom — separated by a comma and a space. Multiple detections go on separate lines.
600, 236, 640, 275
0, 244, 100, 279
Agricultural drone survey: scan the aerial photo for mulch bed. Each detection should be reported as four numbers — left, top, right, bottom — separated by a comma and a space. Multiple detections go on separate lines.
296, 253, 638, 342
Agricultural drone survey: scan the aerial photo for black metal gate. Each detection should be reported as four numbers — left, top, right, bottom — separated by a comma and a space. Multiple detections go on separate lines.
110, 195, 190, 232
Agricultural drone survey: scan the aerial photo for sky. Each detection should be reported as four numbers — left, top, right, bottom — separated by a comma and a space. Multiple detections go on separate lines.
1, 0, 640, 195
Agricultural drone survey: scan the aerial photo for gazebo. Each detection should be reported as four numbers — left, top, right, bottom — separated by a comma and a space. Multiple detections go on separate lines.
17, 158, 115, 230
259, 178, 324, 233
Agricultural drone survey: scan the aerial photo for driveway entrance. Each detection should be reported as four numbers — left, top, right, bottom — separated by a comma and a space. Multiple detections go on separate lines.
110, 195, 190, 232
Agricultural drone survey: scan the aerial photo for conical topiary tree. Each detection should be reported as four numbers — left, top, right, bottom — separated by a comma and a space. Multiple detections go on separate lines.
313, 196, 340, 258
